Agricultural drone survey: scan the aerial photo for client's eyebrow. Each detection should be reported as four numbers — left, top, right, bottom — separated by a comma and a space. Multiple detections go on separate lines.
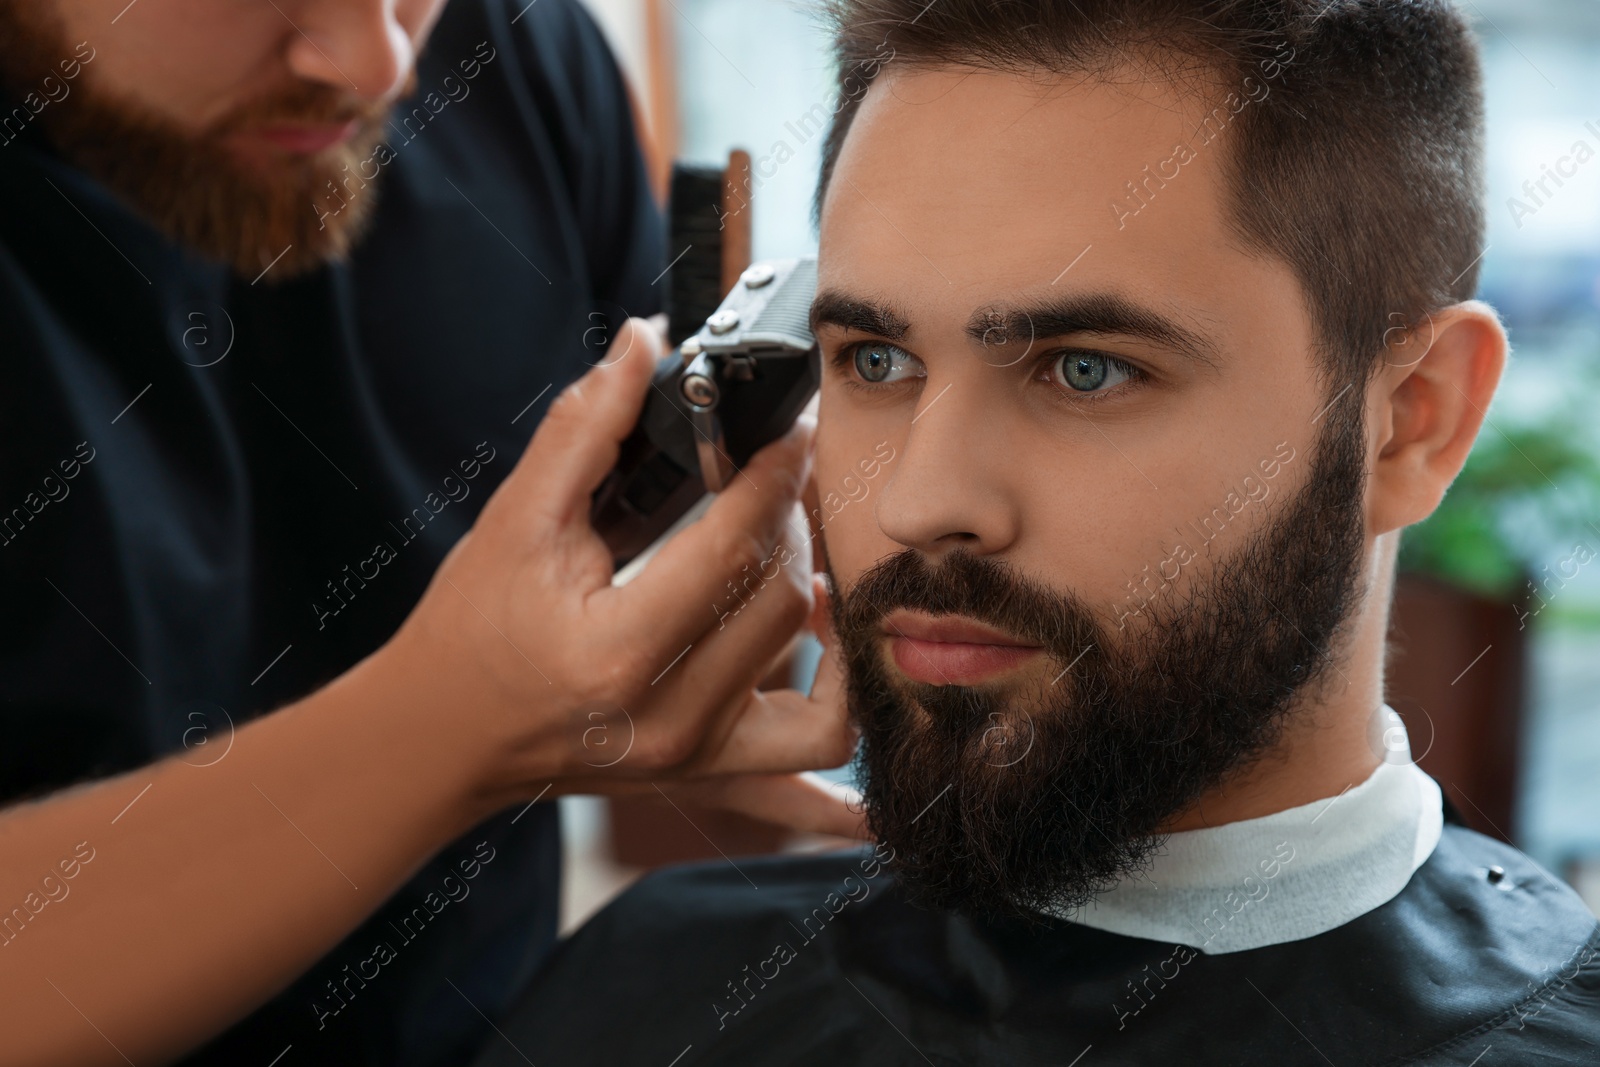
810, 287, 1221, 370
810, 289, 912, 341
965, 293, 1220, 369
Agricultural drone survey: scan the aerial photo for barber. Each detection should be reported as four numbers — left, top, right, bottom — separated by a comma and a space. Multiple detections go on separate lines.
0, 1, 857, 1064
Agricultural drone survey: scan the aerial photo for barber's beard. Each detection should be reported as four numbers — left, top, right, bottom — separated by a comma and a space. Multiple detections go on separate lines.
0, 7, 401, 280
825, 398, 1370, 919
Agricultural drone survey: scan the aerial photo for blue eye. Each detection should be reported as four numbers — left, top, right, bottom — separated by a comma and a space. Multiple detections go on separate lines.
853, 342, 923, 384
1053, 352, 1134, 393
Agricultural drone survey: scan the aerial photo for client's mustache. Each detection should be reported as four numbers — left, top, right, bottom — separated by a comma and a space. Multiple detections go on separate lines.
830, 548, 1104, 675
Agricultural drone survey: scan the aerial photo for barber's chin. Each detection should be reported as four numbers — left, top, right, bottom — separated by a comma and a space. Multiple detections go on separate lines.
889, 636, 1044, 686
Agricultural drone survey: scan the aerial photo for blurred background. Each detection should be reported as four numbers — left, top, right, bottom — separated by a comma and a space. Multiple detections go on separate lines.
559, 0, 1600, 932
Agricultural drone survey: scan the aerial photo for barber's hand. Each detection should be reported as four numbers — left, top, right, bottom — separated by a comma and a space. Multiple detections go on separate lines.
651, 573, 864, 838
380, 318, 864, 839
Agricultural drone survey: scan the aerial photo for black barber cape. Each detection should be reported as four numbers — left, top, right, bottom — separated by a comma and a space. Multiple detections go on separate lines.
479, 815, 1600, 1066
0, 1, 662, 1063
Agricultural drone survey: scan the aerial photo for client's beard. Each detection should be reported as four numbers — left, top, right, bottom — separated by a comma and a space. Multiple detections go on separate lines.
0, 7, 401, 279
825, 396, 1370, 919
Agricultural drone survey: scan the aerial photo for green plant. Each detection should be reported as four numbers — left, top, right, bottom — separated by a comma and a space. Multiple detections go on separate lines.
1399, 403, 1600, 601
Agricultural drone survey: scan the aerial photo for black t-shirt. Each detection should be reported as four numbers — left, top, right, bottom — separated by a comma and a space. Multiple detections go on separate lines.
0, 1, 663, 1062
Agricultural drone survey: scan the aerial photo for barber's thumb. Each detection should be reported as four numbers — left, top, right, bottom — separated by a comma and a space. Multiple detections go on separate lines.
593, 316, 664, 385
560, 315, 664, 445
496, 317, 664, 510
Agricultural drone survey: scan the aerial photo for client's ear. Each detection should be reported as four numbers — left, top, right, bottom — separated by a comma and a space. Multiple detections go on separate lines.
1367, 300, 1508, 536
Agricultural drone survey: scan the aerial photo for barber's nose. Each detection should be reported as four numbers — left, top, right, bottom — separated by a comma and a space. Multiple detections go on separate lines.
872, 382, 1021, 557
285, 0, 415, 101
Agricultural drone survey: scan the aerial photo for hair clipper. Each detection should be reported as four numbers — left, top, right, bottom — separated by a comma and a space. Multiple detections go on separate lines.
591, 256, 820, 580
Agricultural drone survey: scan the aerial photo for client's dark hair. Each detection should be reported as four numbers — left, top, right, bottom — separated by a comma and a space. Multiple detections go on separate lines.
816, 0, 1485, 390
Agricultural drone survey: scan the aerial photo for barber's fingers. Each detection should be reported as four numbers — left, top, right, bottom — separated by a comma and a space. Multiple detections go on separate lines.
603, 413, 817, 658
665, 772, 869, 840
704, 574, 859, 775
682, 571, 854, 778
565, 572, 858, 786
552, 773, 867, 840
643, 502, 814, 752
691, 683, 859, 777
552, 674, 855, 787
503, 317, 665, 532
803, 572, 846, 709
683, 569, 852, 772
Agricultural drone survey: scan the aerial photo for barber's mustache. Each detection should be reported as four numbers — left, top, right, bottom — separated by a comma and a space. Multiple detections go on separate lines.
207, 69, 418, 136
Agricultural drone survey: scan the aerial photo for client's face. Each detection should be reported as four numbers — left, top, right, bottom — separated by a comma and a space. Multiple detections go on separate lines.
813, 66, 1372, 917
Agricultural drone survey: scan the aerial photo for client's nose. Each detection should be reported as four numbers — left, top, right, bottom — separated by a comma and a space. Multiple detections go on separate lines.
872, 379, 1021, 560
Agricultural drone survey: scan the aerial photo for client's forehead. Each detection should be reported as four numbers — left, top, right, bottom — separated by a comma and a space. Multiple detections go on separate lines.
817, 64, 1308, 357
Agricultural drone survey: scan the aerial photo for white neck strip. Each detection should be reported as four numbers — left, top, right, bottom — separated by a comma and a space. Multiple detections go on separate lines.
1047, 709, 1443, 954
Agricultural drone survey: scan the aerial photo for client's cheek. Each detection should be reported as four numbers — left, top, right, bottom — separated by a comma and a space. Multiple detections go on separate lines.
817, 512, 895, 598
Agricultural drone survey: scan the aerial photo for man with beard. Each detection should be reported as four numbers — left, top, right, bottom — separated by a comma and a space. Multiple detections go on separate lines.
475, 1, 1600, 1064
0, 2, 862, 1066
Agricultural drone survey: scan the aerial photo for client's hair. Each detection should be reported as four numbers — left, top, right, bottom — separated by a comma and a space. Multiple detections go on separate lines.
816, 0, 1485, 391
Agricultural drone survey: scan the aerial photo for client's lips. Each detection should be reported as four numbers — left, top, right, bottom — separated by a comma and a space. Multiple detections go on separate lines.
882, 610, 1043, 685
